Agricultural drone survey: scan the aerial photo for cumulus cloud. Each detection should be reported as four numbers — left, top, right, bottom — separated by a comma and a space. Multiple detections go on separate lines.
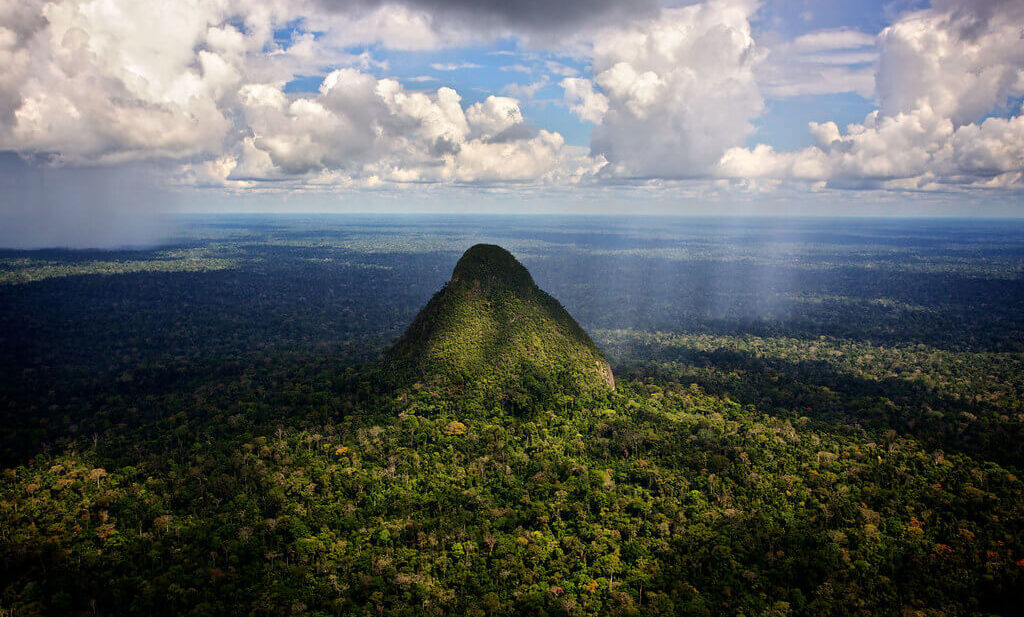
718, 0, 1024, 190
719, 105, 1019, 183
465, 96, 522, 137
562, 78, 608, 124
876, 1, 1024, 123
0, 0, 369, 164
575, 1, 764, 178
0, 0, 598, 189
0, 0, 240, 163
228, 71, 597, 185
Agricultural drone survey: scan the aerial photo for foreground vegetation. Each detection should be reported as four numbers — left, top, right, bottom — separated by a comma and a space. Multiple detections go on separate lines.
3, 354, 1022, 616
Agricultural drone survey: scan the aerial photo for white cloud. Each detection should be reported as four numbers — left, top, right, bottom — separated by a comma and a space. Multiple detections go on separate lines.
581, 1, 764, 178
800, 51, 878, 65
875, 2, 1024, 123
0, 0, 597, 187
0, 0, 385, 165
1, 0, 1020, 204
501, 79, 548, 101
453, 130, 564, 183
720, 0, 1024, 190
762, 66, 876, 98
311, 3, 470, 51
759, 27, 877, 99
0, 0, 247, 163
429, 62, 483, 71
561, 77, 609, 124
233, 72, 598, 185
541, 60, 579, 78
719, 102, 1024, 189
465, 95, 523, 137
790, 28, 876, 52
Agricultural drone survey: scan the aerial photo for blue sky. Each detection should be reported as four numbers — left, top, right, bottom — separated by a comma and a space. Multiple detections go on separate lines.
282, 39, 595, 145
1, 0, 1023, 246
275, 1, 890, 150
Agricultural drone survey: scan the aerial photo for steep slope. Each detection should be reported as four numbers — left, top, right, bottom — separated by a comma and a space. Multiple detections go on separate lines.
388, 244, 614, 392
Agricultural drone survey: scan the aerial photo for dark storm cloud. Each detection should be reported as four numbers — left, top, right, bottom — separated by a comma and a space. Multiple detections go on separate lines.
314, 0, 662, 35
932, 0, 1024, 39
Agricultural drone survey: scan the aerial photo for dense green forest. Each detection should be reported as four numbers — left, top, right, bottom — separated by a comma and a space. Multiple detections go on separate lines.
2, 216, 1023, 616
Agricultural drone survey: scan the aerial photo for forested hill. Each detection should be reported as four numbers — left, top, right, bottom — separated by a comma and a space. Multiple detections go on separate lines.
388, 244, 615, 398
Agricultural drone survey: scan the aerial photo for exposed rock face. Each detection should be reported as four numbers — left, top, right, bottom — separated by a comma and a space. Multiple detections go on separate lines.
597, 360, 615, 390
389, 244, 614, 392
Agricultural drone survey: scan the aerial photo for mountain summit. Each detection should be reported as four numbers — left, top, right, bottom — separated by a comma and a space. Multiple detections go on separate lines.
389, 244, 614, 393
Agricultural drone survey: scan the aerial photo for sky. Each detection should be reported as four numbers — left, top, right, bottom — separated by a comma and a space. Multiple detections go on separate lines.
1, 0, 1024, 247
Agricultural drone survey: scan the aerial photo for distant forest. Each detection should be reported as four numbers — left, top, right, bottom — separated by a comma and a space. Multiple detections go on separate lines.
2, 216, 1023, 616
